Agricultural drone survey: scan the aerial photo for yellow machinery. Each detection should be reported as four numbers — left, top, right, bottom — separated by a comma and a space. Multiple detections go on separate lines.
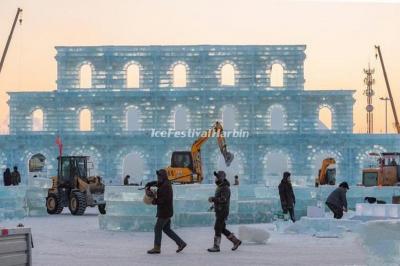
165, 121, 234, 183
46, 156, 106, 215
362, 152, 400, 187
315, 157, 336, 187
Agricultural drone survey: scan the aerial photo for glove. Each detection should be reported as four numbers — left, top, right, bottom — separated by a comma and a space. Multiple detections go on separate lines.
208, 196, 214, 203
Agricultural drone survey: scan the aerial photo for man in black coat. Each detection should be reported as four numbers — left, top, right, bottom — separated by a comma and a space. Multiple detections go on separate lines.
207, 171, 241, 252
278, 171, 296, 222
326, 182, 349, 219
3, 168, 11, 186
147, 169, 186, 254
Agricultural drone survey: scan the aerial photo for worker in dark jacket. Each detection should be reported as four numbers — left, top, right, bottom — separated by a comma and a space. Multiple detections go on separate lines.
3, 168, 11, 186
326, 182, 349, 219
278, 171, 296, 222
208, 171, 241, 252
147, 169, 186, 254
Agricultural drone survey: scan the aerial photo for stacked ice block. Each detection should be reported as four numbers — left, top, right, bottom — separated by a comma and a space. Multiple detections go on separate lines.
26, 178, 52, 216
99, 185, 400, 232
99, 186, 156, 231
0, 186, 27, 221
356, 203, 400, 218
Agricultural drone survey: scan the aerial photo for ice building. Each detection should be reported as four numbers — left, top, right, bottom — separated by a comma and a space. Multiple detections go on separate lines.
2, 45, 399, 185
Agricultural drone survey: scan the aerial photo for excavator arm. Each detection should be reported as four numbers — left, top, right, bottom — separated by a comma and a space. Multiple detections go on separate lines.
375, 45, 400, 133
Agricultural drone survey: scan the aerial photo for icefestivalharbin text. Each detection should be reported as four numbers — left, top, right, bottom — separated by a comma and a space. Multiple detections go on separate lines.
150, 128, 249, 138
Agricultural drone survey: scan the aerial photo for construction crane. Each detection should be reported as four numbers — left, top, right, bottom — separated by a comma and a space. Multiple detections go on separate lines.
375, 45, 400, 133
0, 8, 23, 75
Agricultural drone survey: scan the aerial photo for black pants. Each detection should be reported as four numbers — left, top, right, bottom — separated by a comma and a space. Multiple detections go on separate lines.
214, 217, 232, 237
286, 207, 296, 222
154, 218, 185, 247
326, 202, 343, 219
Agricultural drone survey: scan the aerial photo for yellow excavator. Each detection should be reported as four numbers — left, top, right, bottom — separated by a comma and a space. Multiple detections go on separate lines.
165, 121, 234, 183
315, 158, 336, 187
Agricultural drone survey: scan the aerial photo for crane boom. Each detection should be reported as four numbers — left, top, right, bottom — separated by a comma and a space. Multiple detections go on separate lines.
375, 45, 400, 134
0, 8, 23, 75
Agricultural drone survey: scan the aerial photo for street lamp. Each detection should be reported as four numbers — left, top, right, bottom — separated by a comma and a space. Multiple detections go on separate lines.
380, 97, 390, 133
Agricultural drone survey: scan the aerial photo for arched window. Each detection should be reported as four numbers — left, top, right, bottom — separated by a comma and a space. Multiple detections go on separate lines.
268, 105, 285, 130
173, 106, 189, 130
32, 109, 44, 131
126, 64, 140, 88
270, 63, 284, 87
173, 63, 187, 87
122, 152, 146, 185
79, 64, 92, 88
264, 153, 290, 186
29, 153, 46, 173
79, 108, 92, 131
126, 106, 141, 131
318, 107, 332, 130
221, 105, 237, 131
220, 63, 235, 86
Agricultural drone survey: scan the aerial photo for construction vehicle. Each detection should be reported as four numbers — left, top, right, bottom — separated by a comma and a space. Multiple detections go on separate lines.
46, 156, 106, 215
362, 152, 400, 186
0, 8, 23, 75
315, 157, 336, 187
375, 45, 400, 133
165, 121, 234, 183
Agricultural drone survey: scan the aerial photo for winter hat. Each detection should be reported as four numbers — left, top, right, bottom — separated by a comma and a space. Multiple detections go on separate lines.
283, 172, 291, 179
339, 182, 349, 190
213, 171, 226, 181
156, 169, 168, 179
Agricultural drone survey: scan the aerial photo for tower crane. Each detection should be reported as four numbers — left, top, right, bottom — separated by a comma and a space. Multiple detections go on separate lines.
375, 45, 400, 134
0, 8, 23, 75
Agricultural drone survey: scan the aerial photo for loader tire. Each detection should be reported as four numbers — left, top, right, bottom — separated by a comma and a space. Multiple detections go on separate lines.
47, 193, 63, 214
69, 191, 87, 215
98, 204, 106, 215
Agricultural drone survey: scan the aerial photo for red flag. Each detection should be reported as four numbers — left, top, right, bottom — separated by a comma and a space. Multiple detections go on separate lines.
55, 135, 63, 157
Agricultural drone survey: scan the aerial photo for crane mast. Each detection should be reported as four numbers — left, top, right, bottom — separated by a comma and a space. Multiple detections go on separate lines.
0, 8, 23, 75
375, 45, 400, 134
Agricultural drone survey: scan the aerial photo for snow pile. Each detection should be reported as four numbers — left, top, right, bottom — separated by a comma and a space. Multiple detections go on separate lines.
26, 178, 52, 216
358, 220, 400, 265
238, 225, 270, 244
0, 186, 26, 221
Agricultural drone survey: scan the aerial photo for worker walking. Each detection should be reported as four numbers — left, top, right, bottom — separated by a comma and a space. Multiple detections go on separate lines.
147, 169, 186, 254
11, 166, 21, 186
326, 182, 349, 219
233, 175, 239, 186
278, 171, 296, 222
3, 168, 11, 186
208, 171, 241, 252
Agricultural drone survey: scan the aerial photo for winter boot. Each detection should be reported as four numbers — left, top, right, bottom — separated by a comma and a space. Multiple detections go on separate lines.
147, 245, 161, 254
176, 242, 187, 253
227, 234, 242, 251
207, 236, 221, 252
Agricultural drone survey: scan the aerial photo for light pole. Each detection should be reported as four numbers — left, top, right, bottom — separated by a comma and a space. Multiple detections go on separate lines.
380, 97, 390, 133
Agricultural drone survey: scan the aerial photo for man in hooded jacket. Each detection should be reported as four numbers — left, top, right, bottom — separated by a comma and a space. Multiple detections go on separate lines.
147, 169, 186, 254
207, 170, 241, 252
278, 171, 296, 222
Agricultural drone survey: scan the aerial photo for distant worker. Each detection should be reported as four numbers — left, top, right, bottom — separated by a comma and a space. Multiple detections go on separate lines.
278, 171, 296, 222
326, 182, 349, 219
233, 175, 239, 186
3, 168, 11, 186
123, 175, 130, 186
11, 166, 21, 186
208, 171, 241, 252
147, 169, 186, 254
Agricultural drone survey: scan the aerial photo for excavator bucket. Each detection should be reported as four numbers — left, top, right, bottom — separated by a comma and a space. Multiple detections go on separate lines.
224, 152, 234, 167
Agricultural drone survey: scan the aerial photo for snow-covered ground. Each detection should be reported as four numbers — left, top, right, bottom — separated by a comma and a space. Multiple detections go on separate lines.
2, 209, 367, 266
